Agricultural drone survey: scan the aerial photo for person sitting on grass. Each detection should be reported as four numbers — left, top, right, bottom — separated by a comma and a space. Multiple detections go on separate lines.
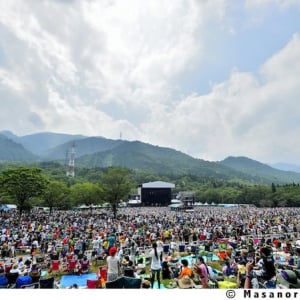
136, 257, 146, 275
193, 256, 209, 288
162, 260, 174, 279
123, 260, 136, 277
178, 259, 193, 279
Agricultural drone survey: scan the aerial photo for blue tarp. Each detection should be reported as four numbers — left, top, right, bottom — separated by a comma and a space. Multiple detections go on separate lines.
59, 273, 98, 288
0, 205, 9, 212
0, 204, 17, 211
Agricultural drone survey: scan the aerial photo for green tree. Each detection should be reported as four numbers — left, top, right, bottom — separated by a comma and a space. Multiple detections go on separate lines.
101, 167, 133, 218
69, 182, 103, 207
0, 167, 48, 217
42, 181, 70, 213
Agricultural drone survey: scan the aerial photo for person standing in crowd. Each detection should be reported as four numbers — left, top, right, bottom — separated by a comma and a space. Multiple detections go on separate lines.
106, 246, 120, 282
149, 241, 163, 289
107, 232, 116, 252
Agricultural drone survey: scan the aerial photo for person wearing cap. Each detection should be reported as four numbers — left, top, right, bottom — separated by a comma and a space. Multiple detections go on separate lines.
106, 246, 120, 282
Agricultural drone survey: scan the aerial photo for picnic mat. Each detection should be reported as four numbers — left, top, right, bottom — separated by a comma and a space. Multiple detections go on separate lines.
59, 273, 98, 288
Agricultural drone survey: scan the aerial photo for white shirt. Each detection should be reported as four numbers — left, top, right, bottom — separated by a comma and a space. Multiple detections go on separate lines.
150, 248, 162, 270
107, 255, 119, 274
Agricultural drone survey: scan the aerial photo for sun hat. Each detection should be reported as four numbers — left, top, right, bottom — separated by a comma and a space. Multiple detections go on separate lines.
142, 280, 151, 288
178, 275, 194, 289
277, 270, 300, 288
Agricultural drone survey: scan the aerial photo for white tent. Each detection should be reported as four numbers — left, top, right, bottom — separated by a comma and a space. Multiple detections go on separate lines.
171, 199, 182, 204
168, 203, 183, 208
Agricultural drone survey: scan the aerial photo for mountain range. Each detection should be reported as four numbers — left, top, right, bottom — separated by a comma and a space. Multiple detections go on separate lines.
1, 130, 300, 185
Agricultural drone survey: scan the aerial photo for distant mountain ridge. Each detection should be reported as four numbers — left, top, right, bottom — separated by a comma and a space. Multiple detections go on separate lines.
0, 133, 38, 162
76, 140, 248, 179
42, 136, 123, 160
1, 130, 300, 184
270, 162, 300, 173
220, 156, 300, 184
0, 131, 86, 156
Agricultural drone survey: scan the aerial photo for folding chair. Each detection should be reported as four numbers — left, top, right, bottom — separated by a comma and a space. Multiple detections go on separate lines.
80, 260, 90, 274
66, 253, 74, 262
49, 260, 60, 273
163, 244, 170, 254
99, 267, 107, 281
5, 272, 19, 287
67, 259, 77, 274
16, 275, 33, 288
30, 271, 41, 283
190, 245, 198, 254
39, 277, 55, 289
179, 244, 185, 252
5, 264, 12, 273
0, 275, 8, 288
86, 279, 100, 289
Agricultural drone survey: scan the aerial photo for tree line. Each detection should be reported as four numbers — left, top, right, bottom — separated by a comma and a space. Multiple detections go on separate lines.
0, 164, 300, 221
0, 166, 133, 219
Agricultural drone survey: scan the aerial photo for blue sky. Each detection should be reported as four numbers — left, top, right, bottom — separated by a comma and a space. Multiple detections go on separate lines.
1, 0, 300, 165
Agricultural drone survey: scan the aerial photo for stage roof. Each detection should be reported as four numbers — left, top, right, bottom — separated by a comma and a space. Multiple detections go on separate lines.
141, 181, 175, 188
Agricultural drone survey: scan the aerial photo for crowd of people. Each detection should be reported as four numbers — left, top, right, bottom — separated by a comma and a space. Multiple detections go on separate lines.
0, 206, 300, 288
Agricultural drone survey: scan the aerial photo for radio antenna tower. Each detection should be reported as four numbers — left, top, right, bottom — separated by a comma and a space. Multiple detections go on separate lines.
66, 142, 76, 177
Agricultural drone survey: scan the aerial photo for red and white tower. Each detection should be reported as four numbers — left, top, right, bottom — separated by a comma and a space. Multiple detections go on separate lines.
66, 143, 75, 177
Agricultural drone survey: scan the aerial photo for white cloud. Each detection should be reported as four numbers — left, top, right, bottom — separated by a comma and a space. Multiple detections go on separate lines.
142, 34, 300, 163
0, 0, 300, 164
0, 68, 24, 92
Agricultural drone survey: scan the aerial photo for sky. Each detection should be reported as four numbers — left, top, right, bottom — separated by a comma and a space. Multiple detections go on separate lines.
1, 0, 300, 165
